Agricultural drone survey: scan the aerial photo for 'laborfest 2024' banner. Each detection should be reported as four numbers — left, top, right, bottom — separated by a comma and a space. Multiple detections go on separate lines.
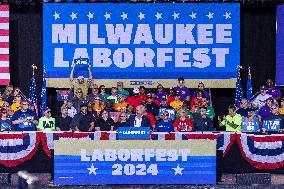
54, 140, 216, 184
43, 3, 240, 88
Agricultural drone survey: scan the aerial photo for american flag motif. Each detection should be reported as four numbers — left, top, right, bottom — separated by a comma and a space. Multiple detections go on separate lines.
29, 75, 38, 116
234, 66, 243, 106
0, 5, 9, 85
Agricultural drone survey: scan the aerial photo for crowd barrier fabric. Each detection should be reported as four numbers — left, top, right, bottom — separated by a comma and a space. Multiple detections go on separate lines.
54, 140, 216, 184
276, 5, 284, 86
43, 3, 240, 88
0, 132, 284, 171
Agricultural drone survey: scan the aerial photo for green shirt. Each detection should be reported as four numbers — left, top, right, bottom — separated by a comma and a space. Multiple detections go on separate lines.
118, 89, 129, 96
175, 110, 193, 119
38, 117, 56, 131
197, 106, 215, 118
221, 113, 242, 132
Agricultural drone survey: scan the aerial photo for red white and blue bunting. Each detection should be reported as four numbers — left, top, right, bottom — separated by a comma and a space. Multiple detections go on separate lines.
0, 131, 284, 170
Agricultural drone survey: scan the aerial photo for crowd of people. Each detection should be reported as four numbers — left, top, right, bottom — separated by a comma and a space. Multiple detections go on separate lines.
0, 75, 283, 133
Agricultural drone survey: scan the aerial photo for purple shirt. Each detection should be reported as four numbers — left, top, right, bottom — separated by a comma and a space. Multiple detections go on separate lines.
156, 92, 168, 102
266, 86, 282, 99
192, 90, 210, 99
258, 105, 273, 120
174, 86, 190, 101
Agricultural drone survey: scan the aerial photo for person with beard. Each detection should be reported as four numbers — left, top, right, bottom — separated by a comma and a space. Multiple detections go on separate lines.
71, 104, 95, 132
56, 106, 72, 131
218, 105, 242, 132
192, 106, 213, 131
192, 82, 210, 99
265, 78, 282, 101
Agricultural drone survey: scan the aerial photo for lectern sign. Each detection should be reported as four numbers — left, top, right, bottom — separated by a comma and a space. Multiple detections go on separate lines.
54, 140, 216, 184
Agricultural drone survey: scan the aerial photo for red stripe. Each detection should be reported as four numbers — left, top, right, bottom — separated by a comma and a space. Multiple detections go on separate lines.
0, 54, 9, 61
100, 132, 110, 140
0, 67, 9, 72
0, 30, 9, 36
0, 42, 9, 48
0, 17, 9, 23
249, 135, 284, 142
0, 79, 9, 85
165, 133, 176, 140
0, 133, 26, 139
0, 6, 9, 11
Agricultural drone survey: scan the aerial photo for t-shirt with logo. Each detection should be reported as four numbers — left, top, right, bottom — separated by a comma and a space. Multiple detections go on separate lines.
173, 118, 193, 132
155, 120, 174, 132
38, 116, 56, 131
0, 119, 12, 131
158, 106, 176, 120
11, 110, 38, 131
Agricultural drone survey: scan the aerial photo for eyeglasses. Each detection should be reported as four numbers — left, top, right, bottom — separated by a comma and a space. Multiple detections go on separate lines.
147, 97, 152, 99
180, 111, 186, 113
163, 114, 169, 116
198, 85, 203, 87
46, 111, 51, 113
120, 115, 126, 118
271, 108, 277, 110
158, 87, 163, 89
1, 112, 7, 114
95, 98, 100, 100
22, 103, 28, 106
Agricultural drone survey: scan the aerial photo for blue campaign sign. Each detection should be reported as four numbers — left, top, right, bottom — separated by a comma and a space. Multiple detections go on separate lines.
242, 120, 259, 132
117, 127, 150, 139
54, 140, 216, 185
43, 3, 240, 88
263, 119, 281, 132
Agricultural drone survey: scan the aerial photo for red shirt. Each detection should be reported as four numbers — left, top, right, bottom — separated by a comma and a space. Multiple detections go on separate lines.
145, 113, 156, 128
173, 118, 193, 132
127, 96, 141, 109
190, 97, 203, 109
167, 96, 175, 104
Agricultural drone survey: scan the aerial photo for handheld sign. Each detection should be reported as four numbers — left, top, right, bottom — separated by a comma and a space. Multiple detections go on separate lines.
242, 120, 259, 133
117, 127, 150, 140
263, 119, 281, 132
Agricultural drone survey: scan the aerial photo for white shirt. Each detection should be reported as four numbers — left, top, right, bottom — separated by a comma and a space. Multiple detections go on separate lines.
252, 94, 272, 108
134, 116, 142, 127
67, 106, 77, 118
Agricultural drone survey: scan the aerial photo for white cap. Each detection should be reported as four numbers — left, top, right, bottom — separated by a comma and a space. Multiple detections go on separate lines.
77, 76, 84, 80
133, 88, 139, 94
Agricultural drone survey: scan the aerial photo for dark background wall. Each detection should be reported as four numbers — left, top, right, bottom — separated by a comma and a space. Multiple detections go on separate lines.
7, 3, 280, 117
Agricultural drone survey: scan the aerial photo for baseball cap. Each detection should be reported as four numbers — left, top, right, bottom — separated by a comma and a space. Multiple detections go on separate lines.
77, 76, 84, 80
260, 85, 266, 90
266, 97, 274, 101
174, 92, 180, 97
44, 107, 51, 113
133, 88, 139, 94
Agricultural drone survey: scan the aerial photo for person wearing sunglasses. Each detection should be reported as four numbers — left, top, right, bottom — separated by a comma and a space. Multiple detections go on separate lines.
37, 107, 55, 131
218, 105, 242, 132
10, 94, 22, 113
117, 81, 129, 96
11, 100, 38, 131
115, 112, 129, 128
173, 107, 193, 132
98, 85, 110, 101
91, 95, 105, 117
86, 84, 103, 104
95, 110, 115, 131
73, 88, 85, 112
154, 111, 174, 132
114, 94, 128, 112
0, 108, 12, 131
266, 104, 284, 132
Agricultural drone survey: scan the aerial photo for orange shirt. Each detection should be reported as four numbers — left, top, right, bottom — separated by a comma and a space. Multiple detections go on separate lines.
92, 104, 105, 116
114, 102, 128, 112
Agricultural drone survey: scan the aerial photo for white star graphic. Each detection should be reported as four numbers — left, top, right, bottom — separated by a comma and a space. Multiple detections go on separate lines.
172, 164, 184, 175
121, 12, 128, 20
104, 12, 111, 20
189, 12, 196, 19
138, 12, 145, 20
155, 12, 162, 20
87, 12, 94, 20
53, 12, 60, 20
172, 11, 179, 20
87, 163, 98, 175
206, 12, 214, 19
70, 12, 77, 20
223, 12, 231, 19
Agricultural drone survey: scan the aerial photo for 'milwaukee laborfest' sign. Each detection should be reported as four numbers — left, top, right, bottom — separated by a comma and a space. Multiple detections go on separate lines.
43, 3, 240, 88
54, 140, 216, 184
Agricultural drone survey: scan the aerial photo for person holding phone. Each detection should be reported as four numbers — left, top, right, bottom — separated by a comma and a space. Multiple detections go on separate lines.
218, 105, 242, 132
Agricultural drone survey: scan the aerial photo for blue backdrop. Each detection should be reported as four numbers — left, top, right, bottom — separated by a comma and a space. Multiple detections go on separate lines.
43, 3, 240, 81
276, 5, 284, 86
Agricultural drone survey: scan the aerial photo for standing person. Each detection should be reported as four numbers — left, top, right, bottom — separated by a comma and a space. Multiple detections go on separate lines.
192, 106, 213, 131
11, 100, 38, 131
154, 111, 174, 132
0, 108, 12, 131
218, 105, 242, 132
127, 105, 151, 127
156, 84, 168, 102
117, 81, 129, 96
98, 85, 110, 101
69, 62, 93, 99
71, 104, 95, 132
37, 107, 55, 131
107, 87, 118, 103
192, 82, 210, 99
56, 106, 72, 131
265, 78, 282, 101
252, 86, 273, 109
280, 98, 284, 114
258, 97, 274, 121
115, 112, 129, 128
174, 77, 190, 101
86, 84, 103, 104
95, 110, 115, 131
173, 108, 193, 132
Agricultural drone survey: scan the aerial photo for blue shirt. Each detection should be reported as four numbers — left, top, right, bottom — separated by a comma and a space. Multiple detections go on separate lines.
158, 107, 176, 120
155, 120, 174, 132
11, 110, 38, 131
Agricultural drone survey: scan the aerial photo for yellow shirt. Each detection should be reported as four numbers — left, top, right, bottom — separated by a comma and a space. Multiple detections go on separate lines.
279, 108, 284, 115
0, 100, 4, 107
11, 102, 21, 112
170, 100, 183, 110
221, 113, 242, 132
